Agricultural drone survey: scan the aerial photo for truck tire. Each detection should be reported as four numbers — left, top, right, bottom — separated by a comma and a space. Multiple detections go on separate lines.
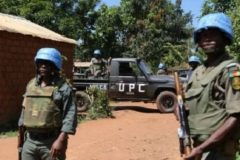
156, 91, 177, 113
75, 91, 91, 112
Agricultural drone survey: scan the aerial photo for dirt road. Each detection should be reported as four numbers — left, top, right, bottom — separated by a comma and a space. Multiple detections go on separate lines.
0, 102, 182, 160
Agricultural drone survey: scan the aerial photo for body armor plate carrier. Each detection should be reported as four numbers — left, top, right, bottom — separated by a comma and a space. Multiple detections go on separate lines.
23, 79, 62, 129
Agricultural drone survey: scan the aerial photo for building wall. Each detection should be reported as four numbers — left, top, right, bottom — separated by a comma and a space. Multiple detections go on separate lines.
0, 31, 75, 124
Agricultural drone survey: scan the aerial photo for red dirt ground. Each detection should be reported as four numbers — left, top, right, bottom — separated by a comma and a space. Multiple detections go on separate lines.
0, 102, 182, 160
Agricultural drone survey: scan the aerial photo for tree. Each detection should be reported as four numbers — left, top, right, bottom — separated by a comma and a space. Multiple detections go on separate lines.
227, 0, 240, 61
94, 5, 124, 58
201, 0, 240, 61
201, 0, 233, 16
0, 0, 21, 15
118, 0, 192, 68
0, 0, 80, 39
0, 0, 193, 67
74, 0, 101, 60
79, 0, 193, 68
0, 0, 101, 60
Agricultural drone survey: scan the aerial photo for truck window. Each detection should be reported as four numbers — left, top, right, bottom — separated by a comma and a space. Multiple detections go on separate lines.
131, 63, 143, 76
139, 60, 153, 76
119, 62, 134, 76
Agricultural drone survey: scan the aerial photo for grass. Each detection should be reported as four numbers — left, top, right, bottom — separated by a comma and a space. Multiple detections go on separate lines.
0, 130, 17, 138
0, 118, 18, 138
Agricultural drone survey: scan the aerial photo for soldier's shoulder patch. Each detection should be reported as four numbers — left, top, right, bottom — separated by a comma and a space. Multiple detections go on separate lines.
226, 63, 240, 90
226, 63, 240, 77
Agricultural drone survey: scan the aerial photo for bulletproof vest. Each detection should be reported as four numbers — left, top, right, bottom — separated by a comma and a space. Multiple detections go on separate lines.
91, 58, 103, 72
92, 58, 102, 70
157, 69, 167, 75
23, 78, 62, 129
185, 60, 234, 141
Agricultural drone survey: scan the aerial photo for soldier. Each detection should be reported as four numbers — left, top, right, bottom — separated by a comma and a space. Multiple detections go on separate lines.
186, 55, 201, 81
18, 48, 77, 160
183, 13, 240, 160
89, 49, 107, 78
157, 63, 167, 75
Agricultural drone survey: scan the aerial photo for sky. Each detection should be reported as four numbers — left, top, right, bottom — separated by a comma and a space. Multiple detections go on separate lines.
100, 0, 206, 27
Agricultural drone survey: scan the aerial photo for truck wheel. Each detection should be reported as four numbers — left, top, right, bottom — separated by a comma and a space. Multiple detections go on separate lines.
156, 91, 177, 113
75, 91, 91, 112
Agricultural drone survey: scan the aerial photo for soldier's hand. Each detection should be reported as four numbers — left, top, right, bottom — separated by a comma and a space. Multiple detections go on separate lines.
51, 139, 63, 159
51, 134, 68, 159
183, 147, 203, 160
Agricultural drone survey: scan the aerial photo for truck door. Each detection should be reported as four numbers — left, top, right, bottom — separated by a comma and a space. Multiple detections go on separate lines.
109, 61, 148, 100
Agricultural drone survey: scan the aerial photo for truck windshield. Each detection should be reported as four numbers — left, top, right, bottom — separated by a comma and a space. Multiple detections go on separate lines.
139, 60, 153, 76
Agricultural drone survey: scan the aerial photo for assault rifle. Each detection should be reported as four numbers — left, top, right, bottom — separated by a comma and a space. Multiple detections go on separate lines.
174, 72, 192, 157
18, 126, 25, 160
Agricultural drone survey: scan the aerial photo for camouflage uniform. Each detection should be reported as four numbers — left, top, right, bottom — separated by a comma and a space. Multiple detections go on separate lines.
157, 69, 167, 75
18, 76, 77, 160
90, 57, 107, 77
185, 54, 240, 160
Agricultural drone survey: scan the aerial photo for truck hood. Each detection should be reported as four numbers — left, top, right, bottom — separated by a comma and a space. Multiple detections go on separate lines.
148, 75, 175, 83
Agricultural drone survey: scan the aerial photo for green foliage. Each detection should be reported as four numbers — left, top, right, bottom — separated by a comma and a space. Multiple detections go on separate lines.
0, 0, 100, 56
228, 0, 240, 62
162, 42, 187, 67
75, 0, 102, 60
94, 5, 124, 58
0, 0, 21, 14
77, 0, 193, 68
118, 0, 193, 68
77, 114, 87, 123
0, 130, 17, 138
236, 151, 240, 160
201, 0, 233, 16
85, 86, 112, 120
201, 0, 240, 62
0, 0, 193, 68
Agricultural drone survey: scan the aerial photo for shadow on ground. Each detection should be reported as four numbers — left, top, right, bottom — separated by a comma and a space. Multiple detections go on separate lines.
111, 105, 161, 113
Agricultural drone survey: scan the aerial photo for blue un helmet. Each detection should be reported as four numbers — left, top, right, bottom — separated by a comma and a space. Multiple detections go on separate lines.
158, 63, 166, 69
34, 48, 62, 70
188, 55, 201, 64
193, 12, 233, 44
94, 49, 101, 55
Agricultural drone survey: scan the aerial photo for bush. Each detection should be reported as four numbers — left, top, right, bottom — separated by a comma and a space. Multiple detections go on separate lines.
84, 86, 112, 120
236, 148, 240, 160
0, 118, 18, 137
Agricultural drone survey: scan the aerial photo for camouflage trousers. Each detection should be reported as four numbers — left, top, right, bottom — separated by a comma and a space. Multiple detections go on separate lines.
21, 133, 66, 160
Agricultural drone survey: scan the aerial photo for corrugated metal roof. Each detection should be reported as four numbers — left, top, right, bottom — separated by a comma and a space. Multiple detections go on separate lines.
74, 62, 91, 67
0, 13, 76, 44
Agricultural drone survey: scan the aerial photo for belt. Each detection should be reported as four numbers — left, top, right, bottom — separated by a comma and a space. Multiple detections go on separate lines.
28, 131, 57, 140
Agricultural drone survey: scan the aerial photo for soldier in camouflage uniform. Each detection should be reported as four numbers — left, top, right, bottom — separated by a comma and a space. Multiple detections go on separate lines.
157, 63, 167, 75
89, 49, 107, 78
183, 13, 240, 160
18, 48, 77, 160
187, 55, 201, 81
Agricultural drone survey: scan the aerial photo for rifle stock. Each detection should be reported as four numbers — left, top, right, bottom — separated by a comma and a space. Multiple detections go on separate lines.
174, 72, 192, 157
18, 126, 25, 160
